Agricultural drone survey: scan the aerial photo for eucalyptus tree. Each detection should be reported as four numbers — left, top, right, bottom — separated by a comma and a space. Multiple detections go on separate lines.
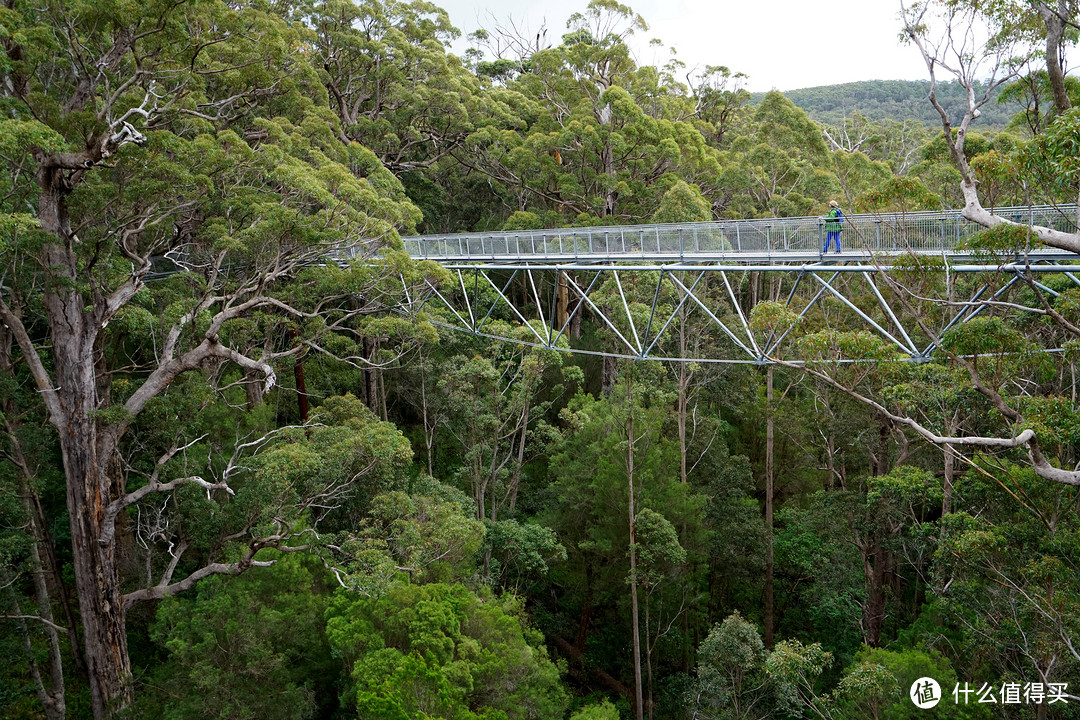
688, 612, 772, 720
686, 65, 753, 150
458, 0, 646, 219
302, 0, 480, 175
998, 68, 1080, 135
435, 324, 579, 525
935, 463, 1080, 706
325, 582, 570, 720
779, 0, 1080, 490
634, 506, 687, 720
900, 0, 1080, 226
0, 0, 433, 715
544, 365, 701, 718
461, 0, 727, 224
544, 0, 648, 218
729, 91, 837, 217
829, 149, 892, 208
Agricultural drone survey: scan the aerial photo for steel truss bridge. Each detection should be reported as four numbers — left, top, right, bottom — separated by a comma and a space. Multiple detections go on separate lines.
399, 205, 1080, 364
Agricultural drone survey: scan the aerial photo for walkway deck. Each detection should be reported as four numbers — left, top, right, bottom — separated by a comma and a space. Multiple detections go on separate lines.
399, 205, 1079, 264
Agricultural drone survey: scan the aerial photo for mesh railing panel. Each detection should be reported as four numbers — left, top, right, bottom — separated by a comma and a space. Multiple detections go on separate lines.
400, 205, 1079, 260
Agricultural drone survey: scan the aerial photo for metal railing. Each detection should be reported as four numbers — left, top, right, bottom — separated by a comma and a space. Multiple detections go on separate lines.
400, 205, 1079, 262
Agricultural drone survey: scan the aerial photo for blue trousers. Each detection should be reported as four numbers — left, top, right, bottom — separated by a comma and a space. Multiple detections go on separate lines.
823, 231, 841, 252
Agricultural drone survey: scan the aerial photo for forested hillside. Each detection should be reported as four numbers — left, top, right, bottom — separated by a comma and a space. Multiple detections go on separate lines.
3, 1, 1080, 719
752, 79, 1019, 128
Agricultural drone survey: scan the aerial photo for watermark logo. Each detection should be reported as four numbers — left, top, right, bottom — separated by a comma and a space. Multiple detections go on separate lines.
908, 678, 1070, 707
911, 677, 942, 709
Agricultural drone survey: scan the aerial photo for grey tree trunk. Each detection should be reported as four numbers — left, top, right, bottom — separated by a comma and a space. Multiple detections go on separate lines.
1038, 2, 1072, 114
764, 366, 775, 648
626, 377, 644, 720
37, 164, 132, 718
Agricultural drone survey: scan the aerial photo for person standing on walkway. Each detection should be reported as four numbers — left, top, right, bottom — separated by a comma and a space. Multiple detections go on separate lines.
823, 200, 844, 253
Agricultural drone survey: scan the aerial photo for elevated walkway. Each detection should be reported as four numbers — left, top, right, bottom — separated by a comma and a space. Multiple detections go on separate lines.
400, 205, 1079, 266
399, 205, 1080, 363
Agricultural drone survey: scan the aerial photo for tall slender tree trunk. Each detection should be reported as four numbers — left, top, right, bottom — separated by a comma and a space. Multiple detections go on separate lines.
599, 100, 618, 217
4, 475, 67, 720
1039, 1, 1072, 114
29, 549, 66, 718
677, 307, 689, 484
626, 375, 645, 720
645, 597, 654, 720
943, 445, 955, 516
764, 366, 775, 648
291, 330, 309, 422
363, 336, 378, 412
508, 403, 529, 513
378, 363, 388, 422
602, 305, 618, 394
862, 538, 888, 647
875, 417, 890, 477
2, 320, 84, 685
14, 461, 67, 720
37, 165, 133, 718
557, 271, 569, 331
57, 359, 132, 719
6, 583, 65, 720
419, 348, 435, 476
943, 411, 959, 516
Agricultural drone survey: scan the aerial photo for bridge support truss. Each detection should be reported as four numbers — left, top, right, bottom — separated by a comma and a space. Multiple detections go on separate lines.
415, 258, 1080, 364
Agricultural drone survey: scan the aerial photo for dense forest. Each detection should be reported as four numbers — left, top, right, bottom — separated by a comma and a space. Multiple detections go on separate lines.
3, 1, 1080, 719
752, 80, 1019, 129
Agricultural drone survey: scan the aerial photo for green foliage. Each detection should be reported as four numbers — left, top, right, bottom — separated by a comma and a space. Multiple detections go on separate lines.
830, 149, 893, 205
1016, 106, 1080, 204
833, 659, 899, 720
796, 330, 902, 365
773, 500, 865, 655
960, 223, 1034, 259
305, 0, 476, 176
749, 301, 800, 352
689, 612, 771, 720
998, 70, 1080, 135
940, 317, 1054, 388
569, 699, 620, 720
330, 489, 486, 594
969, 149, 1022, 209
1014, 395, 1080, 446
253, 394, 414, 529
867, 466, 944, 516
753, 80, 1019, 129
855, 176, 942, 213
140, 558, 335, 720
485, 519, 567, 592
325, 583, 569, 720
502, 211, 545, 231
934, 461, 1080, 696
836, 647, 988, 720
651, 180, 712, 223
765, 639, 835, 718
632, 507, 686, 587
729, 91, 836, 217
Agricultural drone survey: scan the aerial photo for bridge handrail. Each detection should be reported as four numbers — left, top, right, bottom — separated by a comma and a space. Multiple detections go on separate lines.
399, 204, 1079, 260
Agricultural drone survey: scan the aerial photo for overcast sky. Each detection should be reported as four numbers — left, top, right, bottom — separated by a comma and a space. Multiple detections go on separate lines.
436, 0, 931, 92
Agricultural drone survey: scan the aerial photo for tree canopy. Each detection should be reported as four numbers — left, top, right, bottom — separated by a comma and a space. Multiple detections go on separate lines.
4, 1, 1080, 719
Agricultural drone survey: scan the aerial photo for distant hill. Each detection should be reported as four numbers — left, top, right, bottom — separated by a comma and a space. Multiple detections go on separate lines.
753, 79, 1023, 130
